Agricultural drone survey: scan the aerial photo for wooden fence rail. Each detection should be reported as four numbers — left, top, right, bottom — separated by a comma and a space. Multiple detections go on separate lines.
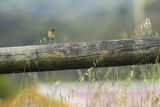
0, 37, 160, 74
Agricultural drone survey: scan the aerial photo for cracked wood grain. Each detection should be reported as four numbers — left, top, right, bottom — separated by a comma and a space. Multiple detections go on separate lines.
0, 37, 160, 73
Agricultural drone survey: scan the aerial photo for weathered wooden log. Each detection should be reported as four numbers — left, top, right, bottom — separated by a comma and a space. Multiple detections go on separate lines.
0, 37, 160, 74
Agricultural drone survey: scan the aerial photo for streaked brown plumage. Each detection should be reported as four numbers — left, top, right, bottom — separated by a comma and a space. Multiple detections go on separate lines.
48, 28, 56, 44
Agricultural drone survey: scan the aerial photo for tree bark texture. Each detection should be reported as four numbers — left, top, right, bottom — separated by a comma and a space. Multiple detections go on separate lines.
0, 37, 160, 73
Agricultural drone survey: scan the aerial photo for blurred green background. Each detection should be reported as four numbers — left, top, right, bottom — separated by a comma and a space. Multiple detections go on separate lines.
0, 0, 160, 98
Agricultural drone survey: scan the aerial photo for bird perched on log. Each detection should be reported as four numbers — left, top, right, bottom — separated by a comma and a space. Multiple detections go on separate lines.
48, 28, 56, 44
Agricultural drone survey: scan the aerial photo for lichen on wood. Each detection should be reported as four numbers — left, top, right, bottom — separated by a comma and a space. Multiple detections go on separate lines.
0, 37, 160, 73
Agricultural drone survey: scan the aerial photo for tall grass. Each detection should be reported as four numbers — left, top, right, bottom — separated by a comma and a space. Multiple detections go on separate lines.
1, 18, 160, 107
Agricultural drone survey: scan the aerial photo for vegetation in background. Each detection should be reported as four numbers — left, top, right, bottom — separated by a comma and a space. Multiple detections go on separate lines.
0, 75, 16, 99
0, 2, 160, 107
0, 88, 75, 107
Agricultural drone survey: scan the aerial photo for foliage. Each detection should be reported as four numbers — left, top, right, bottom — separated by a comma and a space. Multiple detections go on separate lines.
0, 75, 16, 99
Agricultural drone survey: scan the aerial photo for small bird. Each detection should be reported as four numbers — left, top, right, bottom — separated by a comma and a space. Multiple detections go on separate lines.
48, 28, 56, 44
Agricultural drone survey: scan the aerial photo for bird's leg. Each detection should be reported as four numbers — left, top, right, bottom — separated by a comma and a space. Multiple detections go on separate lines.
49, 40, 52, 44
53, 39, 56, 44
49, 39, 56, 44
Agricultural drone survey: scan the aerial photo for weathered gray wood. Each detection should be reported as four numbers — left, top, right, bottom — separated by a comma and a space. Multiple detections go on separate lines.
0, 37, 160, 74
